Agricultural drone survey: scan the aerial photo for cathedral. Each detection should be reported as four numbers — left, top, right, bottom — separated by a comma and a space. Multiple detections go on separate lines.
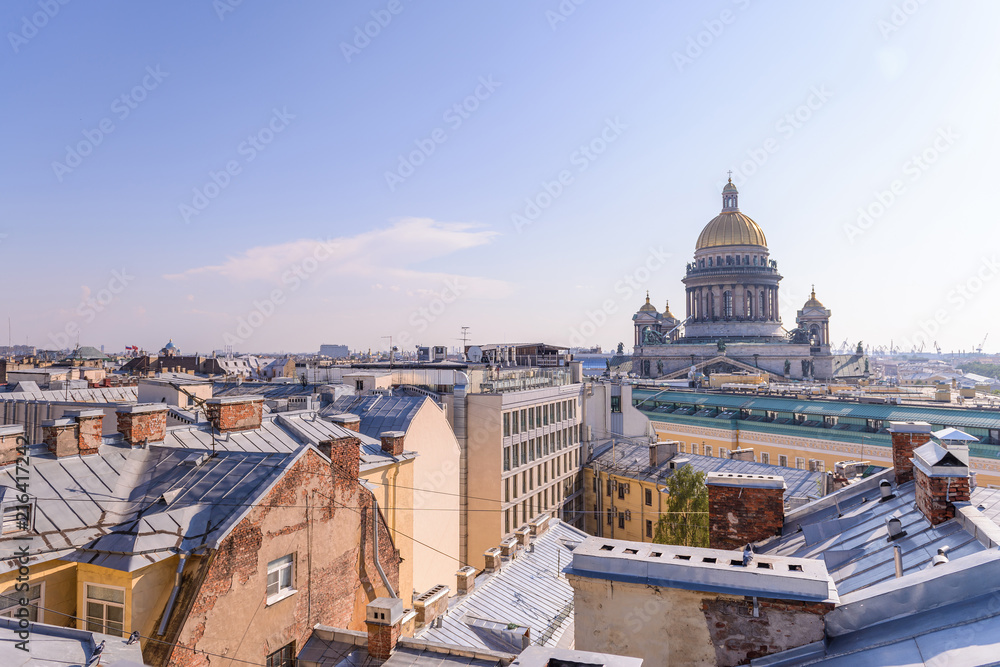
632, 179, 867, 381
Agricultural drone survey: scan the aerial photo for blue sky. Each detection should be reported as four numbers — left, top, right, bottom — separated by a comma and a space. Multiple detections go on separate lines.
3, 1, 999, 355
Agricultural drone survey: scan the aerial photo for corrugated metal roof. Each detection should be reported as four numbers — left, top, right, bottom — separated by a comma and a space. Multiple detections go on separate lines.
416, 520, 587, 652
0, 386, 138, 402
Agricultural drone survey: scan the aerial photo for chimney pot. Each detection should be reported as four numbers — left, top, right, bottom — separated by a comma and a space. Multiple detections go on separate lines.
365, 597, 403, 660
456, 566, 476, 595
379, 431, 405, 456
0, 425, 26, 466
328, 413, 361, 432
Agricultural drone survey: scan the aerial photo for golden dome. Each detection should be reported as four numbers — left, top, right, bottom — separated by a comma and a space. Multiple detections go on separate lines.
803, 286, 824, 308
638, 291, 658, 313
696, 211, 767, 250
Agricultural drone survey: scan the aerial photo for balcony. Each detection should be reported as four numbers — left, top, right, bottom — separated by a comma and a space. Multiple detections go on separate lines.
685, 264, 781, 278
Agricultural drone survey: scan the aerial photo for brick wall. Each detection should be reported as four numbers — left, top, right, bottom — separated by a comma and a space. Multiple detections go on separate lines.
915, 469, 971, 525
117, 408, 167, 445
206, 399, 263, 433
76, 414, 103, 455
708, 484, 784, 550
366, 621, 400, 660
891, 431, 932, 484
702, 596, 834, 667
155, 448, 401, 667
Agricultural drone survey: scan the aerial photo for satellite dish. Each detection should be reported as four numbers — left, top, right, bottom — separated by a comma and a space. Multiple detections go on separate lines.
468, 346, 483, 363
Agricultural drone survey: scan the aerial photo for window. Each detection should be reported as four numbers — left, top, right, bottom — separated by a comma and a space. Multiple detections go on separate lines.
607, 510, 613, 525
503, 413, 510, 437
503, 447, 510, 471
760, 452, 770, 465
505, 510, 510, 534
267, 554, 294, 601
543, 405, 550, 426
796, 457, 805, 470
535, 406, 541, 427
2, 503, 32, 535
610, 396, 621, 413
512, 475, 518, 498
1, 583, 41, 622
646, 520, 653, 538
520, 409, 527, 432
266, 642, 295, 667
618, 484, 625, 500
779, 455, 788, 467
529, 408, 535, 429
704, 446, 712, 457
645, 489, 652, 506
618, 513, 625, 529
86, 584, 125, 636
512, 412, 519, 435
505, 478, 510, 502
355, 379, 364, 391
677, 443, 685, 453
723, 291, 733, 318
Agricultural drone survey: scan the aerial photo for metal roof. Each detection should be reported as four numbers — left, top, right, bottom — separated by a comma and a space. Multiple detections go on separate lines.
759, 471, 1000, 596
299, 628, 511, 666
633, 388, 1000, 430
416, 520, 587, 653
326, 395, 430, 438
0, 385, 138, 402
212, 381, 315, 399
0, 617, 144, 666
0, 442, 296, 573
159, 411, 411, 472
589, 440, 825, 502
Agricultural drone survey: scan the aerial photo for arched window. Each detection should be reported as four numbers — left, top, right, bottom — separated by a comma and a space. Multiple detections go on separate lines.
723, 291, 733, 318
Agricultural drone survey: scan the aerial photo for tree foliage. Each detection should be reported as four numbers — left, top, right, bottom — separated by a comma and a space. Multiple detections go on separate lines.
653, 465, 709, 547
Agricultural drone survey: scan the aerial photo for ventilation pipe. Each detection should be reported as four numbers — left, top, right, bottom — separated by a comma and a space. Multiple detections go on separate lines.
372, 498, 397, 599
893, 546, 903, 578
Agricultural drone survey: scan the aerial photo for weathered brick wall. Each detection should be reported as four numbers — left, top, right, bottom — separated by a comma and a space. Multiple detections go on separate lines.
709, 485, 784, 550
206, 401, 263, 433
366, 621, 399, 660
891, 432, 931, 484
702, 596, 834, 666
77, 416, 103, 455
43, 423, 77, 457
159, 448, 400, 667
915, 470, 970, 525
117, 411, 167, 445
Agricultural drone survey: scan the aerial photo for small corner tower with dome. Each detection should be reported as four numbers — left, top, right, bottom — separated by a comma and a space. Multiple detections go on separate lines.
796, 286, 832, 349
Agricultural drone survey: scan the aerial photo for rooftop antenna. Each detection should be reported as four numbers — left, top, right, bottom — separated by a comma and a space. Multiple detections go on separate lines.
460, 326, 470, 360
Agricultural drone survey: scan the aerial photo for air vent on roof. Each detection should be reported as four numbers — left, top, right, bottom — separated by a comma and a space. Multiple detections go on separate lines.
161, 489, 182, 505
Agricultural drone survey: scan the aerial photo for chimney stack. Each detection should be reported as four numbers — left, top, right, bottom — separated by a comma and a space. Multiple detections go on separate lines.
42, 418, 79, 458
365, 597, 403, 660
116, 404, 168, 446
483, 547, 502, 573
649, 440, 678, 468
456, 566, 476, 595
913, 440, 971, 525
707, 472, 786, 550
64, 408, 104, 455
205, 396, 263, 433
528, 514, 550, 536
888, 421, 933, 484
328, 413, 361, 432
380, 431, 405, 456
323, 435, 360, 487
515, 525, 531, 547
0, 425, 25, 466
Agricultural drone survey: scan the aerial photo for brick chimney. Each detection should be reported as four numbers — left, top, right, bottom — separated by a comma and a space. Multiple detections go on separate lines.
205, 396, 263, 433
0, 425, 26, 466
456, 566, 476, 595
515, 525, 531, 547
913, 440, 971, 525
116, 404, 168, 445
483, 547, 502, 573
366, 597, 403, 660
707, 472, 786, 550
64, 408, 104, 455
380, 431, 405, 456
328, 413, 361, 432
528, 514, 550, 536
42, 418, 79, 457
888, 421, 933, 484
325, 435, 360, 486
413, 584, 449, 627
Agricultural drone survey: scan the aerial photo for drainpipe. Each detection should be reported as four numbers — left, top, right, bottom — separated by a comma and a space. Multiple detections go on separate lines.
157, 553, 188, 636
372, 498, 397, 599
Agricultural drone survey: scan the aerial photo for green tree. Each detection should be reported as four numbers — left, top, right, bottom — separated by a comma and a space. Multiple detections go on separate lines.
653, 465, 708, 547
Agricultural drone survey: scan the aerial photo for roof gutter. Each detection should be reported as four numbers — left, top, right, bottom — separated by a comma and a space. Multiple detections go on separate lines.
158, 552, 188, 636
